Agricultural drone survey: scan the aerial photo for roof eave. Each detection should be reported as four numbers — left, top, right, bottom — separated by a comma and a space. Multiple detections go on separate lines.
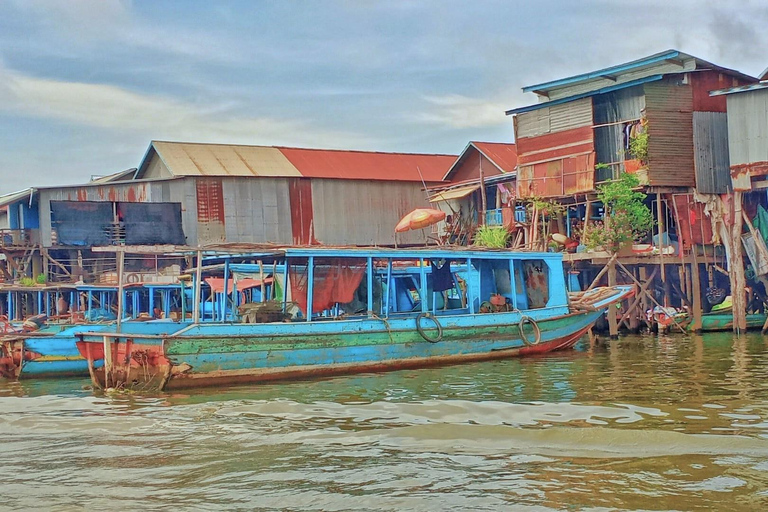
521, 50, 681, 95
506, 74, 664, 116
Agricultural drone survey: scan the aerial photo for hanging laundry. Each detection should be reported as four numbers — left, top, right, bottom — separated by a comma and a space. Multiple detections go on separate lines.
431, 260, 454, 292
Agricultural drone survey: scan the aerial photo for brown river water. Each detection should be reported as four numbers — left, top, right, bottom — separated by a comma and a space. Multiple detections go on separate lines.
2, 332, 768, 511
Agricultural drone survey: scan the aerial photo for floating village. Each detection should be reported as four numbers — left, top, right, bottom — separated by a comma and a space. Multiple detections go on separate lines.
1, 49, 768, 392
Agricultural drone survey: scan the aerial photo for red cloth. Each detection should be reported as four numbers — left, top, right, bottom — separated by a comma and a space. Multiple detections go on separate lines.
290, 259, 366, 314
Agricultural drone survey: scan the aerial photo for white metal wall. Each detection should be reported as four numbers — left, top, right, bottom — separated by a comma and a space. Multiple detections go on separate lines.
726, 89, 768, 167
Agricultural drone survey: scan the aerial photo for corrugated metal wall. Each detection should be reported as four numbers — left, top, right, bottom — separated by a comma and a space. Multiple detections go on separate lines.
310, 179, 430, 245
593, 86, 646, 181
726, 89, 768, 167
693, 112, 731, 194
515, 98, 595, 198
220, 177, 293, 244
516, 98, 592, 138
644, 80, 695, 187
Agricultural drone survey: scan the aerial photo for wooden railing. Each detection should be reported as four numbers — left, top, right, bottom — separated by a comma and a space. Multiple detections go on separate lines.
0, 229, 36, 247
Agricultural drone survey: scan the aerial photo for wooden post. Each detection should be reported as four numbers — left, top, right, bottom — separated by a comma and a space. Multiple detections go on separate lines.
193, 249, 202, 324
628, 266, 641, 331
479, 154, 487, 225
691, 260, 703, 333
731, 191, 748, 332
116, 249, 125, 333
656, 193, 669, 306
608, 257, 618, 339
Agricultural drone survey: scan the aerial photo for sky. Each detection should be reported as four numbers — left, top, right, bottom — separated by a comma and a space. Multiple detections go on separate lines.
1, 0, 767, 194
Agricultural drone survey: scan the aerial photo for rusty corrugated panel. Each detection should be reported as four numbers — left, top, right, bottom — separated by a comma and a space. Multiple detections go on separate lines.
471, 142, 517, 172
693, 112, 731, 194
673, 194, 714, 249
691, 71, 741, 112
289, 179, 315, 245
516, 126, 595, 198
195, 179, 226, 243
644, 81, 695, 187
278, 147, 454, 182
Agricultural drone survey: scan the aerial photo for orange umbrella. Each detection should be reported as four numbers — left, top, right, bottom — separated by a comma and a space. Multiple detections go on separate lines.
395, 208, 446, 233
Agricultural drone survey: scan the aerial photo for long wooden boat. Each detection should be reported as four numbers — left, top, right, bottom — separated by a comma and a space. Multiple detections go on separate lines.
75, 247, 632, 392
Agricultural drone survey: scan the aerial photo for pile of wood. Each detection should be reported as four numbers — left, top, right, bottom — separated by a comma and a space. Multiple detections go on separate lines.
568, 288, 617, 312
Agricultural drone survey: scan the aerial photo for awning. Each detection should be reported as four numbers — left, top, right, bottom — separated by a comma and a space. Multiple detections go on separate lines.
428, 184, 480, 203
205, 277, 273, 294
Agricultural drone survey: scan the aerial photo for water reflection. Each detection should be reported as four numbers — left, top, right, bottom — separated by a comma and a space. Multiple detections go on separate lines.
2, 332, 768, 509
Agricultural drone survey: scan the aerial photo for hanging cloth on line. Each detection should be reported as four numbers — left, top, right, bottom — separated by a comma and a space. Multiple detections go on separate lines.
431, 260, 453, 292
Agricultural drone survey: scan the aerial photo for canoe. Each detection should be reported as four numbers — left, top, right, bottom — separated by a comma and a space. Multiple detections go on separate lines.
698, 312, 768, 332
75, 246, 633, 392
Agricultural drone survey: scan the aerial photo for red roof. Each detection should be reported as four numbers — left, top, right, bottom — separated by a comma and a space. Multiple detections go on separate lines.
472, 142, 518, 173
277, 147, 455, 183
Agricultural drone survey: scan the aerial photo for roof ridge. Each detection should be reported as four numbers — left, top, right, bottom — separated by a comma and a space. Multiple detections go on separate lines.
151, 140, 455, 158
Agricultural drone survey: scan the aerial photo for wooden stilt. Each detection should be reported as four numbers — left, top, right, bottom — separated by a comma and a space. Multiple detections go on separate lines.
656, 193, 669, 306
619, 267, 658, 329
608, 258, 618, 339
731, 192, 748, 333
616, 260, 687, 333
628, 266, 641, 332
691, 260, 703, 333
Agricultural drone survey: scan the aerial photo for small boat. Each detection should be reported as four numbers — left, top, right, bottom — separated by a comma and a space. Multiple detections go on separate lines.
697, 312, 768, 332
0, 283, 184, 379
75, 246, 632, 392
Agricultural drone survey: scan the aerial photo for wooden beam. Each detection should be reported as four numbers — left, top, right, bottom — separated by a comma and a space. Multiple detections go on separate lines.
585, 253, 618, 292
616, 260, 687, 333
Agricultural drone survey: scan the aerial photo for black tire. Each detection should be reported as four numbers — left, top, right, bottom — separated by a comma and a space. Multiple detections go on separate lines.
416, 312, 443, 343
519, 316, 541, 346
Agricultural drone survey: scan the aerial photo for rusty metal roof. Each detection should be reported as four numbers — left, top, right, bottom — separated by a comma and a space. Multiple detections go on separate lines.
442, 141, 517, 181
472, 142, 518, 173
277, 147, 454, 182
138, 141, 454, 182
150, 141, 301, 177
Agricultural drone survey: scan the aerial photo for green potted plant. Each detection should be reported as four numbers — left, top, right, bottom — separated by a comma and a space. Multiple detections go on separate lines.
582, 173, 654, 254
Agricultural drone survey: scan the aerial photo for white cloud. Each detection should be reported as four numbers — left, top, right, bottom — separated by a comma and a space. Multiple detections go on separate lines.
0, 66, 373, 149
412, 94, 512, 129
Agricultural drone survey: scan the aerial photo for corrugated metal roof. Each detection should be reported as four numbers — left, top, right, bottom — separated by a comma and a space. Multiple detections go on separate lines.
442, 142, 518, 181
138, 141, 454, 183
471, 142, 518, 173
89, 168, 138, 183
522, 49, 756, 96
0, 188, 34, 208
710, 81, 768, 96
507, 75, 664, 115
277, 147, 454, 182
152, 141, 301, 177
428, 184, 480, 202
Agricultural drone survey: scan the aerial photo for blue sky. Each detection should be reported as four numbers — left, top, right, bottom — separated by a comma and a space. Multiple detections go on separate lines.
1, 0, 766, 193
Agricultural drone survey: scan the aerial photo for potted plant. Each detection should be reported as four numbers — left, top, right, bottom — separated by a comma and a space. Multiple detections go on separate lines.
582, 173, 654, 254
